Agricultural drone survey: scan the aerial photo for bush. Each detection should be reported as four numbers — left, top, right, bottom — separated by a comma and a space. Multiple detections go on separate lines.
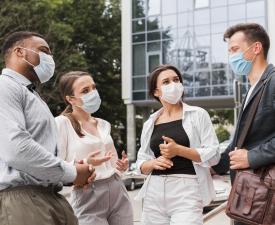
215, 125, 230, 143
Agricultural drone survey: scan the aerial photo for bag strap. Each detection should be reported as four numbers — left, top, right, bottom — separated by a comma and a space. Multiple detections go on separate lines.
236, 72, 274, 148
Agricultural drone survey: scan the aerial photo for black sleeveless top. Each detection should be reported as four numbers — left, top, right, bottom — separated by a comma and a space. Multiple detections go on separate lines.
150, 119, 196, 175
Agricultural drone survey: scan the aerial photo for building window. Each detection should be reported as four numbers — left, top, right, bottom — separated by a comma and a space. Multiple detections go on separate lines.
195, 0, 209, 9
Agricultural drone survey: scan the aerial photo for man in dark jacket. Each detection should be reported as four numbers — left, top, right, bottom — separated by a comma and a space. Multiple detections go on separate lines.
213, 23, 275, 225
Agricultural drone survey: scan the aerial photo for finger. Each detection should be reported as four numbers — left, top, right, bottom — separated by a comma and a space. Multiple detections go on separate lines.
159, 157, 173, 166
77, 159, 84, 164
122, 150, 127, 158
90, 151, 101, 157
116, 165, 124, 171
157, 161, 172, 168
88, 172, 96, 183
116, 161, 124, 167
105, 151, 114, 157
154, 165, 166, 170
98, 156, 112, 163
230, 164, 241, 170
162, 136, 174, 143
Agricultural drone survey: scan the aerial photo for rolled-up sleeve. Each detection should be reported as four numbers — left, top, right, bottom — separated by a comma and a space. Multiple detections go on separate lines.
193, 109, 220, 167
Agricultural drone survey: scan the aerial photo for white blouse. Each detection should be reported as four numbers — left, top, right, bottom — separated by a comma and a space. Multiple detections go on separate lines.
55, 115, 119, 181
136, 102, 220, 206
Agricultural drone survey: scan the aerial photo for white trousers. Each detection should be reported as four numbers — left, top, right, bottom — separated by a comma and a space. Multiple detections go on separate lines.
141, 175, 203, 225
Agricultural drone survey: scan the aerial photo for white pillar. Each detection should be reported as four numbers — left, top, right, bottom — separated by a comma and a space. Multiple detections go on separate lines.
126, 104, 136, 161
267, 0, 275, 63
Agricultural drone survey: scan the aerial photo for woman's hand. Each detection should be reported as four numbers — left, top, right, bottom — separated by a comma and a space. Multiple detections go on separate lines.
116, 151, 129, 172
86, 151, 113, 166
151, 156, 174, 170
159, 136, 179, 159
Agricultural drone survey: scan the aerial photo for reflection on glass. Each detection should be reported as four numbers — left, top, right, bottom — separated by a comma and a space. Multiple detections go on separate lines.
133, 33, 145, 42
162, 29, 177, 40
194, 25, 210, 36
195, 71, 210, 86
133, 91, 146, 100
212, 86, 228, 96
229, 4, 245, 21
195, 87, 211, 97
133, 44, 146, 76
195, 9, 210, 25
147, 32, 161, 41
162, 0, 177, 15
195, 48, 210, 69
133, 19, 145, 33
178, 0, 193, 12
178, 12, 193, 28
228, 0, 245, 5
162, 15, 177, 30
211, 33, 227, 64
147, 16, 161, 31
182, 73, 194, 87
162, 40, 177, 66
211, 22, 227, 34
147, 42, 161, 52
195, 0, 209, 9
212, 70, 227, 85
246, 17, 265, 27
195, 36, 210, 47
132, 0, 146, 18
184, 87, 194, 97
247, 1, 265, 19
148, 0, 160, 16
148, 54, 160, 72
211, 7, 227, 23
133, 76, 146, 90
211, 0, 226, 7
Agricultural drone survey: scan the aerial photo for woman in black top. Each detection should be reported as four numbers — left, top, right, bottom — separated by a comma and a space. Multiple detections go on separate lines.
136, 65, 220, 225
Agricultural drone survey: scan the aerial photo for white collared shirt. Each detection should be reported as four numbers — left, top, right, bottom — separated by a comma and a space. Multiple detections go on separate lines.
136, 102, 220, 206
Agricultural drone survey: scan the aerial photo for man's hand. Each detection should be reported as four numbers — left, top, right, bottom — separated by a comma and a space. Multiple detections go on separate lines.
74, 163, 96, 187
116, 150, 129, 172
159, 136, 179, 159
151, 156, 173, 170
229, 148, 250, 170
87, 151, 113, 166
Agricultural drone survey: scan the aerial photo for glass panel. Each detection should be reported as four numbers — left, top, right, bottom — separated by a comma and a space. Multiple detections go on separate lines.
178, 48, 195, 72
148, 0, 160, 16
228, 0, 245, 4
133, 44, 146, 76
212, 70, 227, 85
194, 9, 210, 25
178, 12, 193, 28
178, 0, 193, 12
211, 33, 228, 66
147, 16, 161, 31
132, 0, 146, 18
162, 29, 177, 40
195, 87, 211, 97
133, 91, 146, 100
148, 54, 160, 72
229, 4, 245, 21
133, 19, 145, 33
212, 86, 228, 96
195, 35, 210, 47
195, 48, 210, 69
247, 1, 265, 18
182, 72, 194, 87
178, 29, 194, 49
195, 0, 209, 8
211, 7, 227, 23
147, 42, 161, 52
211, 0, 226, 7
194, 25, 210, 36
133, 76, 146, 90
246, 17, 265, 27
147, 31, 161, 41
211, 22, 227, 34
162, 14, 177, 30
133, 33, 145, 42
162, 0, 177, 15
184, 87, 194, 97
162, 40, 177, 66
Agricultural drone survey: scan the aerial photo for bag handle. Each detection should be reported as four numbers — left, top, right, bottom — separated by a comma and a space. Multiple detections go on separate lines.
236, 72, 274, 149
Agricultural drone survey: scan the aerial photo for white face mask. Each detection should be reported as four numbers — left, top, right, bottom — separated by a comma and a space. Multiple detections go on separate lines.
78, 90, 101, 114
160, 82, 184, 104
20, 47, 55, 83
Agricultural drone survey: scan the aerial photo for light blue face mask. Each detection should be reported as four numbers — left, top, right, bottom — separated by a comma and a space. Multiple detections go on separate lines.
229, 44, 256, 76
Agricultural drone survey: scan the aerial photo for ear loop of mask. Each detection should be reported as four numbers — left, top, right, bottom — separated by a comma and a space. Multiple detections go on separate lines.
18, 46, 38, 67
243, 43, 257, 62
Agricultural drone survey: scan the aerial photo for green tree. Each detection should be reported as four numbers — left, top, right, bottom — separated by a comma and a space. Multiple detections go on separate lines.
0, 0, 125, 149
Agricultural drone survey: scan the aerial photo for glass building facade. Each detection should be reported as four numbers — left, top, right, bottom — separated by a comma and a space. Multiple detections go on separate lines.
131, 0, 267, 103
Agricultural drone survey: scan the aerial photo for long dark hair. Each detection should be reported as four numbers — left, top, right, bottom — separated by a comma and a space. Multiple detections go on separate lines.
58, 71, 92, 137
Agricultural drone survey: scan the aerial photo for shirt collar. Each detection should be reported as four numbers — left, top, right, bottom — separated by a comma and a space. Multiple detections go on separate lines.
149, 102, 197, 121
1, 68, 32, 86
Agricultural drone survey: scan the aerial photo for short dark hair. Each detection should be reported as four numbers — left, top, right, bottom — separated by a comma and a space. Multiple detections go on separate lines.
223, 23, 270, 59
1, 31, 44, 60
148, 64, 183, 102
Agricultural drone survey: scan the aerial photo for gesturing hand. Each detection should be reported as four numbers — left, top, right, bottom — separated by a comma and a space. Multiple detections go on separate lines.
116, 150, 129, 172
159, 136, 179, 159
151, 156, 173, 170
229, 148, 250, 170
86, 150, 113, 166
74, 163, 96, 188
